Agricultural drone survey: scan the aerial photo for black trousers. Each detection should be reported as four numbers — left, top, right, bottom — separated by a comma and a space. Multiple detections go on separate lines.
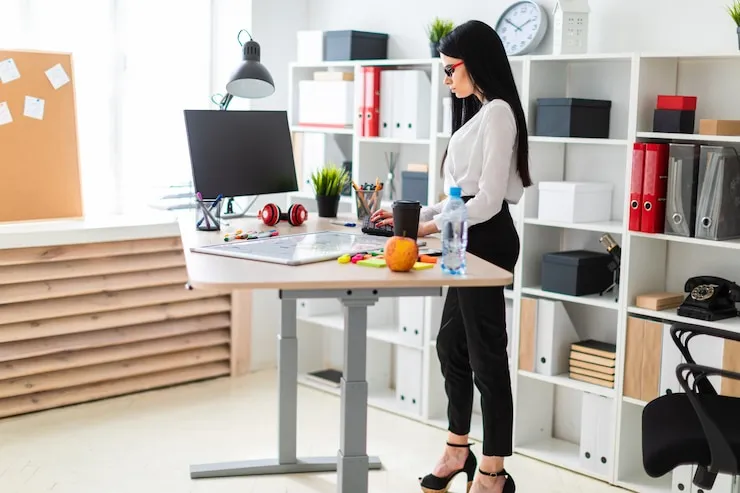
436, 200, 520, 457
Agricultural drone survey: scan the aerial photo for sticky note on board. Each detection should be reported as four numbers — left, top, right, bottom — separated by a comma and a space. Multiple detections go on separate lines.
0, 102, 12, 126
45, 63, 70, 90
24, 96, 44, 120
0, 58, 20, 84
357, 258, 387, 268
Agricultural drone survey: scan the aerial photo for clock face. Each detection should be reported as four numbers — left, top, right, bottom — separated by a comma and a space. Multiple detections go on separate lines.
495, 1, 548, 56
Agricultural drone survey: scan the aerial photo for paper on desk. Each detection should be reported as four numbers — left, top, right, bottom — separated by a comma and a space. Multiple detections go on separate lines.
24, 96, 44, 120
45, 63, 70, 89
0, 102, 12, 126
0, 58, 21, 84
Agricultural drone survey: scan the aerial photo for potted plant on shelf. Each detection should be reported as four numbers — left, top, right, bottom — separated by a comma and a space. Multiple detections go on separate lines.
730, 1, 740, 49
310, 163, 349, 218
426, 17, 455, 58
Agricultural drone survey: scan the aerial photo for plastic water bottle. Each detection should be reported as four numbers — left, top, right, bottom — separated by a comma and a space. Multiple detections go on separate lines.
440, 187, 468, 275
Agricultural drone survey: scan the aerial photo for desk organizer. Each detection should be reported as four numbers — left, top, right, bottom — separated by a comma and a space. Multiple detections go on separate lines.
541, 249, 614, 296
535, 98, 612, 138
323, 30, 388, 61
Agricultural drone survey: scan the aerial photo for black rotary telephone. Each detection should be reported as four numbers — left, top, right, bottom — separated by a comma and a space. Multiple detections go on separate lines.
677, 276, 740, 321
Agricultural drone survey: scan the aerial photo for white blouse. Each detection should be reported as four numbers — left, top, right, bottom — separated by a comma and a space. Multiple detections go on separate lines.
420, 98, 524, 230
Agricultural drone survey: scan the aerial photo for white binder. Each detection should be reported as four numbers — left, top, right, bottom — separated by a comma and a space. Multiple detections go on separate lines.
379, 70, 395, 138
397, 296, 425, 347
579, 392, 614, 477
534, 299, 579, 376
395, 346, 423, 415
385, 70, 431, 140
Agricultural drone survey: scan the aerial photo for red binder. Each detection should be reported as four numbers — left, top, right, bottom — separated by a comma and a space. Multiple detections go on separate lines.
362, 66, 381, 137
629, 143, 646, 232
640, 143, 669, 234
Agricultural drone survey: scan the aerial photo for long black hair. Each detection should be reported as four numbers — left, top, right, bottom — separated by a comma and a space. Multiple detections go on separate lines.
438, 20, 532, 187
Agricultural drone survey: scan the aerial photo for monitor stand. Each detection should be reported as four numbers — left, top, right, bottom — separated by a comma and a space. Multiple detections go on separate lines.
222, 196, 260, 218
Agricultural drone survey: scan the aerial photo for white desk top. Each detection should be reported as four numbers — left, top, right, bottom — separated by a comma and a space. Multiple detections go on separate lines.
0, 214, 180, 250
179, 213, 514, 291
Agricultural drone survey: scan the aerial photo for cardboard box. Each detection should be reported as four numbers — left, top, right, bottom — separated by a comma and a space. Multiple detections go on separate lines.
635, 292, 684, 311
699, 119, 740, 136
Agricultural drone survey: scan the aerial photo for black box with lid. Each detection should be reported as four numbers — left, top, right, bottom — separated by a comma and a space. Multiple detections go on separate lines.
535, 98, 612, 138
541, 250, 614, 296
323, 30, 389, 61
652, 109, 695, 133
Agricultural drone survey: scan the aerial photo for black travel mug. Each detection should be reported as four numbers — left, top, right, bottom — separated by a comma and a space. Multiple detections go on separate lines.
392, 200, 422, 240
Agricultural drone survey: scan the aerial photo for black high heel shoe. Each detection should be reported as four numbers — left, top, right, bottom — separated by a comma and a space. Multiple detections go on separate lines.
477, 468, 516, 493
419, 442, 477, 493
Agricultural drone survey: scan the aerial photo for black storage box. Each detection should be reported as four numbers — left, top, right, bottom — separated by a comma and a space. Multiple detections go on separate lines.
541, 250, 614, 296
324, 30, 389, 61
535, 98, 612, 138
653, 109, 695, 134
401, 171, 428, 205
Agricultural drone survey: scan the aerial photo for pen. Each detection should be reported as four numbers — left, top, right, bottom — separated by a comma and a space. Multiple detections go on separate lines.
331, 221, 357, 227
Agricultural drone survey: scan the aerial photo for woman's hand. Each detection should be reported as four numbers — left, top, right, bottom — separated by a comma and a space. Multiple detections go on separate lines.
417, 220, 439, 238
370, 208, 393, 227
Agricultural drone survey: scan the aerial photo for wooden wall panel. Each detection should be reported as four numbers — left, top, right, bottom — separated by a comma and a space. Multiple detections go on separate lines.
0, 235, 239, 419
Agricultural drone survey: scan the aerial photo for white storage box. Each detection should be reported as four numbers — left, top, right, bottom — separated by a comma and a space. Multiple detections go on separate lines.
537, 181, 613, 223
296, 30, 323, 63
298, 80, 354, 128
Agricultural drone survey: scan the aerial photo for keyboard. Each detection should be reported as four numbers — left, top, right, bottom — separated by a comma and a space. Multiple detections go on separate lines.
361, 216, 394, 237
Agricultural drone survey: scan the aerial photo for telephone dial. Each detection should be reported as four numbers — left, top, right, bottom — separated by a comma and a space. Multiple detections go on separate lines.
677, 275, 740, 321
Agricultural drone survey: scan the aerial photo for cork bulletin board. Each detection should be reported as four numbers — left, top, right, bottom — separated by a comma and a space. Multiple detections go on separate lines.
0, 49, 83, 222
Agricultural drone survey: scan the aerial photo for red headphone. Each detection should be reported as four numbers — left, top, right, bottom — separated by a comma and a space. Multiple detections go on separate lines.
258, 203, 308, 227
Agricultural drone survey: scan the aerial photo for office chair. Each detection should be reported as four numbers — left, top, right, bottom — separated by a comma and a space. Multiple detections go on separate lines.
642, 322, 740, 490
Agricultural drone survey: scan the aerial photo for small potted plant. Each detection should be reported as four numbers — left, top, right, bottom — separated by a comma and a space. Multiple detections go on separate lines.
310, 163, 349, 218
729, 1, 740, 49
426, 17, 455, 58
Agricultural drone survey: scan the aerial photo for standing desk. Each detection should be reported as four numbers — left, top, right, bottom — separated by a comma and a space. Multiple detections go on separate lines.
178, 214, 513, 493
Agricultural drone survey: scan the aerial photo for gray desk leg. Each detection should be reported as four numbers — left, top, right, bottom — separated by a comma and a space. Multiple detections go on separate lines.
338, 298, 381, 493
189, 298, 339, 478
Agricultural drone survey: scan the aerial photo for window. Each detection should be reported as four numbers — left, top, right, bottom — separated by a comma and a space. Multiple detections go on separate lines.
1, 0, 252, 216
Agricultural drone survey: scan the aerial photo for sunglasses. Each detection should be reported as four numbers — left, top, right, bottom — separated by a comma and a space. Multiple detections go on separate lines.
444, 61, 464, 77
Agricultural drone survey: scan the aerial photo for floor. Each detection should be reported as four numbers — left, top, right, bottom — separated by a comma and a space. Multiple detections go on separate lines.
0, 369, 627, 493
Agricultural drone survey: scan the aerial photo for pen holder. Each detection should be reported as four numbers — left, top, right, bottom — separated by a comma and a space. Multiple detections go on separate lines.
196, 199, 222, 231
354, 188, 383, 222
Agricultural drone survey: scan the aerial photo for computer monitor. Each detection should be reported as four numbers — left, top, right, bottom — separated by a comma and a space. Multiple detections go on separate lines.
183, 109, 299, 204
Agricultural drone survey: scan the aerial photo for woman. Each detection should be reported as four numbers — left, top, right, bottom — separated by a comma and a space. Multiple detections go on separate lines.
370, 20, 532, 493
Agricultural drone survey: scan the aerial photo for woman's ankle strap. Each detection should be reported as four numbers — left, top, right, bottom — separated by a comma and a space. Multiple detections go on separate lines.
446, 441, 473, 448
478, 467, 508, 477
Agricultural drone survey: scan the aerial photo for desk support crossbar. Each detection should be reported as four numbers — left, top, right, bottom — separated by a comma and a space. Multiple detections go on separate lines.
190, 287, 443, 492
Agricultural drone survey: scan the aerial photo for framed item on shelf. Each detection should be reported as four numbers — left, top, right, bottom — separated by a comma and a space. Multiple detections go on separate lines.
495, 0, 549, 56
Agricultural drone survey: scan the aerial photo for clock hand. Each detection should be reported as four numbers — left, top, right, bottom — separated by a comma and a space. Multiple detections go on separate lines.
519, 19, 533, 29
505, 19, 522, 31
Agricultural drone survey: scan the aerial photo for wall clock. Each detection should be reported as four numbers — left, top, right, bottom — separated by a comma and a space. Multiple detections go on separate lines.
494, 1, 549, 56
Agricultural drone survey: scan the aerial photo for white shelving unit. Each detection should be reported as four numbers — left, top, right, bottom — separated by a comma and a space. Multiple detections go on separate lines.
285, 52, 740, 493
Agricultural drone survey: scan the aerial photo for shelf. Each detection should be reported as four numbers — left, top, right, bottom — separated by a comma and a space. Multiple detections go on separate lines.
523, 217, 623, 234
635, 131, 740, 144
515, 438, 608, 481
504, 288, 515, 300
290, 125, 354, 135
529, 136, 630, 146
629, 230, 740, 250
297, 313, 424, 350
358, 136, 431, 145
626, 306, 740, 333
529, 53, 635, 62
622, 396, 648, 407
518, 370, 615, 398
521, 286, 619, 310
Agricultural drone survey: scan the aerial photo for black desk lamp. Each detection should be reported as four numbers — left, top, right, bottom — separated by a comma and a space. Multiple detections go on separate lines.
215, 29, 275, 110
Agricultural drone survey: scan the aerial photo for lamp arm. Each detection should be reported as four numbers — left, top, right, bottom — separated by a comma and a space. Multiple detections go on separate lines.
218, 93, 234, 111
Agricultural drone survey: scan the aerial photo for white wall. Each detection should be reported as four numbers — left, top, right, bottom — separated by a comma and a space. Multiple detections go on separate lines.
306, 0, 738, 57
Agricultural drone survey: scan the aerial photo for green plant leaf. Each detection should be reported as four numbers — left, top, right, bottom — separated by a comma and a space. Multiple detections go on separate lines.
310, 163, 350, 197
729, 1, 740, 26
426, 17, 455, 43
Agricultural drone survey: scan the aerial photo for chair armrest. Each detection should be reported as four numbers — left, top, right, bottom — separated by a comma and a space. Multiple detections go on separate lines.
676, 362, 740, 475
670, 323, 740, 395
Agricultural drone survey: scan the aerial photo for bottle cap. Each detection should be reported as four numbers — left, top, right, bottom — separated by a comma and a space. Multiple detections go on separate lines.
449, 186, 462, 198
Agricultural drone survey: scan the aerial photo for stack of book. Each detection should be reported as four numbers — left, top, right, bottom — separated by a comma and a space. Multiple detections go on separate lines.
569, 340, 617, 388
